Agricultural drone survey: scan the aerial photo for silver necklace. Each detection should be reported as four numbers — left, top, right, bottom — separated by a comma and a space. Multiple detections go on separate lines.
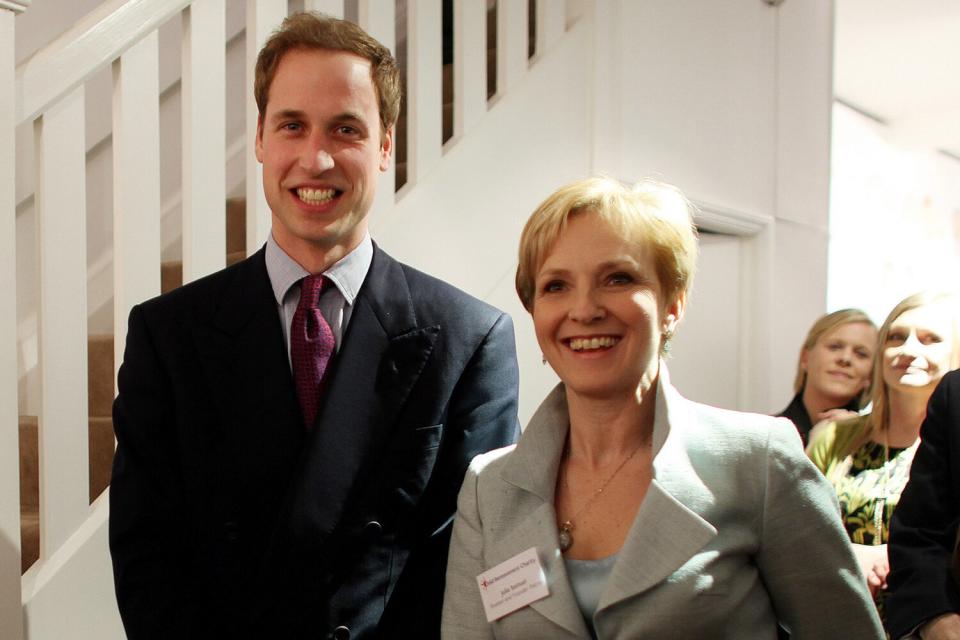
557, 442, 644, 553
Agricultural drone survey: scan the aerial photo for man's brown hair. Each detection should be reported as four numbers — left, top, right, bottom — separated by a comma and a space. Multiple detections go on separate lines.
254, 12, 401, 136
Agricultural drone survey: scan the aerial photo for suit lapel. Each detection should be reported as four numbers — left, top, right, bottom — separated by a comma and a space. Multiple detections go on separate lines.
496, 385, 591, 638
196, 249, 302, 451
597, 372, 717, 611
288, 246, 438, 544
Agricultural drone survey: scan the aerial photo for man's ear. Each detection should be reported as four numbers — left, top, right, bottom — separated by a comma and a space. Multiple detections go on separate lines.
255, 116, 265, 162
379, 125, 394, 172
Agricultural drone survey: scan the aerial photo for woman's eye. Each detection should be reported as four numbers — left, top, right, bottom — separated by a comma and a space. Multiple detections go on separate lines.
855, 349, 871, 359
887, 332, 906, 344
542, 280, 565, 293
920, 333, 943, 345
827, 342, 842, 351
608, 272, 634, 285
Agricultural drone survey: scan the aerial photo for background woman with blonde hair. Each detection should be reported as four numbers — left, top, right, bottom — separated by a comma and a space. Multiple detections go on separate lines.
807, 291, 960, 623
779, 309, 877, 444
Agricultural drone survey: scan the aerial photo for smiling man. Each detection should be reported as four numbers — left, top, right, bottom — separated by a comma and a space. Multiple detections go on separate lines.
109, 13, 519, 639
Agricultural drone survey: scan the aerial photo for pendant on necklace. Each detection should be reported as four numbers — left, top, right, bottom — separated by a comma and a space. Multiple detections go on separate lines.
558, 521, 574, 552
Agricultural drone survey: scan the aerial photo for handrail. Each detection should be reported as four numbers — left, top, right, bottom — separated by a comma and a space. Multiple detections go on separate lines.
15, 0, 190, 126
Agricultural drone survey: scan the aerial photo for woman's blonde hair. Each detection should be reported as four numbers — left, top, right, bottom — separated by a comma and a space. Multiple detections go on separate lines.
792, 309, 876, 407
858, 291, 960, 449
515, 176, 698, 318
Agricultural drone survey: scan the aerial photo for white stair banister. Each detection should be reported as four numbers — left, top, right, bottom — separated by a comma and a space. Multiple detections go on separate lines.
305, 0, 343, 17
453, 0, 487, 137
15, 0, 191, 126
182, 0, 227, 283
535, 0, 564, 56
357, 0, 396, 220
0, 6, 27, 639
496, 0, 527, 94
407, 0, 443, 185
245, 0, 287, 257
35, 86, 90, 558
113, 31, 162, 384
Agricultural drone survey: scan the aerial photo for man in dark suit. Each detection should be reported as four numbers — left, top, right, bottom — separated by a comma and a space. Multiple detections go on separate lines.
888, 369, 960, 639
108, 13, 519, 639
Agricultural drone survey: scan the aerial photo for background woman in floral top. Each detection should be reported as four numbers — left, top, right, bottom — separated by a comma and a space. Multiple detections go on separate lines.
807, 291, 960, 624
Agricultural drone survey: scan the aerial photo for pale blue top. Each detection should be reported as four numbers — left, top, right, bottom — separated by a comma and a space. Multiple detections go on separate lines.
564, 554, 618, 638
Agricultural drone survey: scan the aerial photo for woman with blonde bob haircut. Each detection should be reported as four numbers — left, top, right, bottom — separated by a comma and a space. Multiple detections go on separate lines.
778, 309, 877, 444
442, 177, 881, 639
808, 291, 960, 623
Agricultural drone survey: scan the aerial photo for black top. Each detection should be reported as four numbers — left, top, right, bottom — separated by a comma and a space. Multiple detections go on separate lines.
776, 392, 860, 446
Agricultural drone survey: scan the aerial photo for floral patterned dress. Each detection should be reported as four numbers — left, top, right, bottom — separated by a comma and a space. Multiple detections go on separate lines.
806, 415, 920, 624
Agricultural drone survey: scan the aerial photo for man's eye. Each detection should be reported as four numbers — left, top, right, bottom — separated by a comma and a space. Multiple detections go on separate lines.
337, 125, 359, 136
281, 122, 302, 132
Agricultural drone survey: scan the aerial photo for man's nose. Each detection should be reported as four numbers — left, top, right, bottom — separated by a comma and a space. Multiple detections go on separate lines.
300, 140, 335, 173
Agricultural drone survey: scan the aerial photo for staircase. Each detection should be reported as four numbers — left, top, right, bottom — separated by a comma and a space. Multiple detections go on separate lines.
4, 1, 580, 637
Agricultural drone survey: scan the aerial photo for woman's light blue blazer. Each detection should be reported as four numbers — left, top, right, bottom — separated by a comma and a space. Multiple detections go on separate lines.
442, 368, 884, 639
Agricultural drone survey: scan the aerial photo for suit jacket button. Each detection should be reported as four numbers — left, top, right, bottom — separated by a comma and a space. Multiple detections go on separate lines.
332, 625, 350, 640
223, 520, 239, 542
363, 520, 383, 538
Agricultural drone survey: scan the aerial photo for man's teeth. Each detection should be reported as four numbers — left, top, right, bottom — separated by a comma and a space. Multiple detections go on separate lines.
569, 337, 618, 351
297, 187, 335, 204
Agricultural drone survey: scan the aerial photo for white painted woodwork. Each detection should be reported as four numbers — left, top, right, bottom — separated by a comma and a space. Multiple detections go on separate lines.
615, 0, 777, 219
535, 0, 564, 57
453, 0, 486, 137
669, 233, 743, 410
15, 0, 191, 126
305, 0, 343, 18
406, 0, 443, 185
0, 12, 25, 640
35, 86, 90, 558
0, 1, 30, 13
357, 0, 396, 223
182, 0, 226, 282
246, 0, 287, 256
775, 0, 833, 228
496, 0, 527, 94
21, 499, 123, 637
113, 31, 162, 387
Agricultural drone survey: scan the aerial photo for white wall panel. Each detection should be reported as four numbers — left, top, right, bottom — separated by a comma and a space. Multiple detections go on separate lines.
616, 0, 777, 219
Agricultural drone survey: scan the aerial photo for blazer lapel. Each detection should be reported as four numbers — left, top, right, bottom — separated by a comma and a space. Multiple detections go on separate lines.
597, 371, 717, 611
288, 246, 438, 545
496, 385, 592, 638
196, 249, 302, 450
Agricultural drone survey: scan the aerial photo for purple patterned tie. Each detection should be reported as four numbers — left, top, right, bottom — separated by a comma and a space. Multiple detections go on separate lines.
291, 274, 335, 428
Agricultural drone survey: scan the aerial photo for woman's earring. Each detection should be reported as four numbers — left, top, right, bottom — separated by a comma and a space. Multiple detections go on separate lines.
541, 353, 547, 365
662, 329, 674, 353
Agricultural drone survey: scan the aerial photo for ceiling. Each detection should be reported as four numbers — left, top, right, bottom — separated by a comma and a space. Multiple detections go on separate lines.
834, 0, 960, 158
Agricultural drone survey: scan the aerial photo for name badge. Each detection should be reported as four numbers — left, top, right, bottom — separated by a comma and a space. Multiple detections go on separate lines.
476, 547, 550, 622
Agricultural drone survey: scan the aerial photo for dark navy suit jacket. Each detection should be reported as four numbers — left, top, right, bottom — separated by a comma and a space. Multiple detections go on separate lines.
888, 370, 960, 638
109, 244, 520, 639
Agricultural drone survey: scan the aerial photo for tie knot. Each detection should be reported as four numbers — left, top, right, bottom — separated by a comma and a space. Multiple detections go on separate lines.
300, 274, 326, 308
